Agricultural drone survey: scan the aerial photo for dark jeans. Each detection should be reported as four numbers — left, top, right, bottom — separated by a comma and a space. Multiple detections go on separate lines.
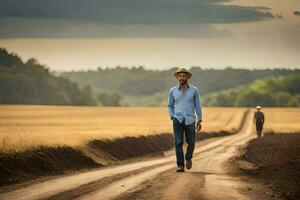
172, 117, 196, 168
256, 122, 263, 138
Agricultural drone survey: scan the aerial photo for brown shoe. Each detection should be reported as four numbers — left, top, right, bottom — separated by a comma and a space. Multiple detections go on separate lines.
186, 159, 192, 170
176, 167, 185, 172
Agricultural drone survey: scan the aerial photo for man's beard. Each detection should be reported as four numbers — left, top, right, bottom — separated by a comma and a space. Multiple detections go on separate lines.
179, 80, 187, 85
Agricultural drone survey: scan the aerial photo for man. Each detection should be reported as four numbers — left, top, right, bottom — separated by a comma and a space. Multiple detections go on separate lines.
167, 68, 202, 172
254, 105, 265, 138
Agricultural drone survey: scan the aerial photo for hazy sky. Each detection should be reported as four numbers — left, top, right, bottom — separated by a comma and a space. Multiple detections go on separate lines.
0, 0, 299, 71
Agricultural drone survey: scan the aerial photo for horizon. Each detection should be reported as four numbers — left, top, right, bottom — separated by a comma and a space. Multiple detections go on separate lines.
2, 46, 300, 73
4, 47, 300, 73
56, 65, 300, 73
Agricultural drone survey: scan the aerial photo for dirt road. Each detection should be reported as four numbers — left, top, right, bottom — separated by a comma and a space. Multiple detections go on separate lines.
0, 112, 258, 200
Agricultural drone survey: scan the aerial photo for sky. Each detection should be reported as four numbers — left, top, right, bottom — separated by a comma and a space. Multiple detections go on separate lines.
0, 0, 299, 71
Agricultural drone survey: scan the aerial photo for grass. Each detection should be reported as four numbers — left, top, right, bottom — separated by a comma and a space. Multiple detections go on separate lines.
0, 105, 247, 153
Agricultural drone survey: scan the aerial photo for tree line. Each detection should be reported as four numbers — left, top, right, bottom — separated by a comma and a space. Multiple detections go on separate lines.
1, 47, 299, 107
0, 48, 97, 105
203, 74, 300, 107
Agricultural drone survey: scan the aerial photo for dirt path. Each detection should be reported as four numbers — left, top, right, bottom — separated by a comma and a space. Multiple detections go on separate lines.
0, 112, 259, 200
83, 113, 255, 200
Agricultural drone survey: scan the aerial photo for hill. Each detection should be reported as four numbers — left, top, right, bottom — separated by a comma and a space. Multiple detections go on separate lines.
0, 48, 96, 105
62, 66, 299, 106
1, 47, 299, 106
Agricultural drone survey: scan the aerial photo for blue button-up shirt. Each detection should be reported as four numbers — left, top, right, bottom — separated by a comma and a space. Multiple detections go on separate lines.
167, 83, 202, 125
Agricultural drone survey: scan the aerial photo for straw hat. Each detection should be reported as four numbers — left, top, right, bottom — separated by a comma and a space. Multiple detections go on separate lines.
256, 105, 261, 110
174, 68, 192, 79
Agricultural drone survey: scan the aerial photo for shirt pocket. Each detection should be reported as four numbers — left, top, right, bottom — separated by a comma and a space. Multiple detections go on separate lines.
186, 93, 195, 103
174, 92, 183, 102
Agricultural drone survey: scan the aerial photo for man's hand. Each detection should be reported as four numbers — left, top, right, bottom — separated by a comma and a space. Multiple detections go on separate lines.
196, 121, 202, 132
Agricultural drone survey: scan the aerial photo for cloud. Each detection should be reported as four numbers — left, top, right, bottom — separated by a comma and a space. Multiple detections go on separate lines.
0, 0, 274, 38
0, 0, 274, 24
0, 17, 232, 38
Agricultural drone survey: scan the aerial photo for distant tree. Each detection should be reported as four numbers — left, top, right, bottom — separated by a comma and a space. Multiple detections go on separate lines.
0, 48, 97, 106
0, 48, 23, 67
97, 92, 121, 106
203, 74, 300, 107
79, 84, 97, 105
234, 89, 276, 107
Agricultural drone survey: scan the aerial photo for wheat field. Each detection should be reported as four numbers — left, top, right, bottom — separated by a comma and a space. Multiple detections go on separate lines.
0, 105, 247, 153
260, 108, 300, 134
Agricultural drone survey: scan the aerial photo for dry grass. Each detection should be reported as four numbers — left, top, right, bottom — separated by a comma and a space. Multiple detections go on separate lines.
0, 105, 247, 153
202, 107, 247, 133
260, 108, 300, 134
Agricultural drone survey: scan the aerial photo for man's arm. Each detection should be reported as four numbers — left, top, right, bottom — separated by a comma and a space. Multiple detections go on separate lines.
194, 88, 202, 122
194, 88, 202, 132
167, 89, 175, 120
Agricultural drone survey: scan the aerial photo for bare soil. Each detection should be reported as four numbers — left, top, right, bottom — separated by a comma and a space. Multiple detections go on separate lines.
0, 146, 100, 187
237, 133, 300, 200
0, 130, 235, 187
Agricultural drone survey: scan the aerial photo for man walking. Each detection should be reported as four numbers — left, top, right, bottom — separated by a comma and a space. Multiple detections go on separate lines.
167, 68, 202, 172
254, 106, 265, 138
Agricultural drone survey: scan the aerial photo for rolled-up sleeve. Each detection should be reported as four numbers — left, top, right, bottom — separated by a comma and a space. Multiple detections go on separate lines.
167, 89, 175, 118
194, 88, 202, 122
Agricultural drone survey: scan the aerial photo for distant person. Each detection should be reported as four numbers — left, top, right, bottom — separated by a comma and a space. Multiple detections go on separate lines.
167, 68, 202, 172
254, 106, 265, 138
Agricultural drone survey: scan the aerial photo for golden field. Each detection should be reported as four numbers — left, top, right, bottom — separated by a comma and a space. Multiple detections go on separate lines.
0, 105, 247, 153
261, 108, 300, 134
